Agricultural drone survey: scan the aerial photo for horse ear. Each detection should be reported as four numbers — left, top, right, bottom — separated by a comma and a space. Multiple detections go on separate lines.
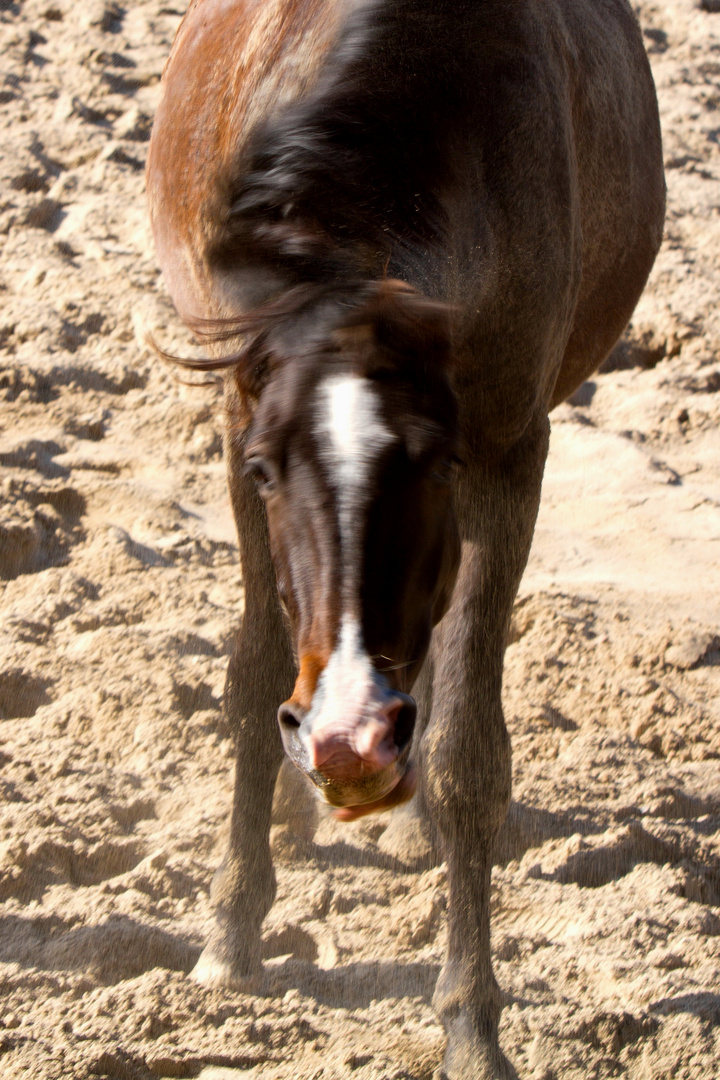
335, 279, 454, 378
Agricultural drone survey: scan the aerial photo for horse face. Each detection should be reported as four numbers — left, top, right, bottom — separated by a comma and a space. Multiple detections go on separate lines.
243, 287, 460, 815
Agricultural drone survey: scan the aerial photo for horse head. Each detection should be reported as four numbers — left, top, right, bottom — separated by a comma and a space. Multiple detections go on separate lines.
235, 279, 461, 817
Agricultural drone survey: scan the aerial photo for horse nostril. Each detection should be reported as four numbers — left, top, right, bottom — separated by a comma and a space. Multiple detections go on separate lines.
392, 696, 416, 753
278, 702, 302, 731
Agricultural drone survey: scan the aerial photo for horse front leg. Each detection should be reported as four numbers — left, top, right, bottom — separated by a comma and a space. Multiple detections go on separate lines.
423, 417, 549, 1080
193, 420, 295, 990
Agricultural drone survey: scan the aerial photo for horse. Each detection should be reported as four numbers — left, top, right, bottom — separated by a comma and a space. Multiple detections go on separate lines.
146, 1, 664, 1075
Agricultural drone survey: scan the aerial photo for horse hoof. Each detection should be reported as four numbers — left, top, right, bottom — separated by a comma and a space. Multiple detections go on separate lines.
190, 947, 263, 993
433, 1002, 518, 1080
439, 1046, 517, 1080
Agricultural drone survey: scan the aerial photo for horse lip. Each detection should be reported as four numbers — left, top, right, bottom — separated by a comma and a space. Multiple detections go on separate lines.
307, 752, 410, 808
312, 772, 402, 809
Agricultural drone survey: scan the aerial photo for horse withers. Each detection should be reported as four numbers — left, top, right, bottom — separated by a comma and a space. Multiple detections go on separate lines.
146, 1, 664, 1076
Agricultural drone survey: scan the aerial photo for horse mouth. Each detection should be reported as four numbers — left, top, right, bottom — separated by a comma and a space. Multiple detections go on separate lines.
309, 762, 402, 808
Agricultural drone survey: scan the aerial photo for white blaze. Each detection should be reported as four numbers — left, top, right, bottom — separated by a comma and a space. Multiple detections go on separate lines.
318, 374, 395, 551
308, 375, 397, 757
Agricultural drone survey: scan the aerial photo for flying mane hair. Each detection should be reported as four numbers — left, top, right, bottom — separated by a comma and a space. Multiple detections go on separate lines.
148, 0, 457, 397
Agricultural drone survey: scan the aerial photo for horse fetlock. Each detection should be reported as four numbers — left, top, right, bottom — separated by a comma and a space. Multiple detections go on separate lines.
433, 955, 502, 1025
210, 854, 276, 927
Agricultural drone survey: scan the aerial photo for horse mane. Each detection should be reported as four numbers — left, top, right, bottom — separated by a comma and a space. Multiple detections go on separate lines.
211, 0, 451, 278
151, 0, 456, 395
151, 277, 453, 403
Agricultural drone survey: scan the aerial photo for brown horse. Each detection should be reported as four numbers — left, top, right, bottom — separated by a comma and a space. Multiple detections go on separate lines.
146, 1, 664, 1075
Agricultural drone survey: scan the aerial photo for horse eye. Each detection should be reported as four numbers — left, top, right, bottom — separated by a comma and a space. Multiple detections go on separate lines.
430, 457, 455, 485
244, 456, 276, 494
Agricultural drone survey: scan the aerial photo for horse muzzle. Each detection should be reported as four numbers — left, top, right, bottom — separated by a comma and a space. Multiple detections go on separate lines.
277, 690, 417, 809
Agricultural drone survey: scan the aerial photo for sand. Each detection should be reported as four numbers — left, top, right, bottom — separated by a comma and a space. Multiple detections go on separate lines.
0, 1, 718, 1077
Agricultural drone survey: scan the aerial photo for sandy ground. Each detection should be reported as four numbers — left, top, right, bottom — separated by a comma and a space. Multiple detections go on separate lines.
0, 1, 719, 1078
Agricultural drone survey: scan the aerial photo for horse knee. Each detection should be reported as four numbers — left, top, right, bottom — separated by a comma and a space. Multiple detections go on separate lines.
422, 718, 511, 840
223, 629, 291, 752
